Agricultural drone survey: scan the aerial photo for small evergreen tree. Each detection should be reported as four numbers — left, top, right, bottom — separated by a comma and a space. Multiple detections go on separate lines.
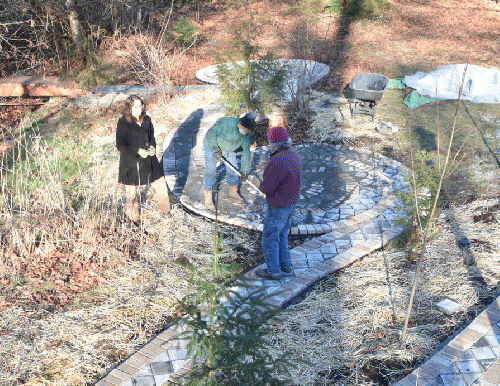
171, 190, 295, 385
396, 148, 442, 247
324, 0, 393, 18
215, 16, 288, 117
170, 17, 199, 47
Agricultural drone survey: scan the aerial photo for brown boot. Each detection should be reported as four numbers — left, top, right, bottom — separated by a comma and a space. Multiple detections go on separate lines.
203, 188, 215, 210
157, 195, 170, 215
125, 199, 139, 222
228, 185, 244, 204
152, 179, 170, 215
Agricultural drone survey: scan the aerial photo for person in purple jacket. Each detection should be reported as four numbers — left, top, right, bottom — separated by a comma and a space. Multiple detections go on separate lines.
256, 126, 302, 280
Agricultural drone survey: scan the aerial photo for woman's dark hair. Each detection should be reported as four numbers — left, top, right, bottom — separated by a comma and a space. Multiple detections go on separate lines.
123, 95, 146, 123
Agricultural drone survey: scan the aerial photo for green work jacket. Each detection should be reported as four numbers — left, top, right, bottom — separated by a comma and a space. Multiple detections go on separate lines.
203, 117, 252, 174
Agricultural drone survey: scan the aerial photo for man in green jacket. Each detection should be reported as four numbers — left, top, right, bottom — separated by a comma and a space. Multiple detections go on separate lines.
203, 112, 256, 209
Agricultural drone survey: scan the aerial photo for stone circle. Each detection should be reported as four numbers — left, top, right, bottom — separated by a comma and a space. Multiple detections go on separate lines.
162, 101, 408, 235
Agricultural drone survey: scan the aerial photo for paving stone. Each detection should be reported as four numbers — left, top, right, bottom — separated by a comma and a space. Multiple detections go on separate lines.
490, 346, 500, 358
109, 369, 131, 381
117, 363, 141, 376
320, 243, 337, 254
291, 258, 309, 269
472, 379, 498, 386
172, 359, 189, 373
461, 328, 486, 344
151, 361, 174, 375
477, 357, 497, 369
151, 351, 171, 363
334, 239, 351, 248
306, 253, 325, 266
441, 373, 467, 386
418, 360, 451, 379
129, 353, 152, 368
130, 375, 156, 386
294, 267, 308, 276
471, 347, 497, 362
168, 347, 188, 361
458, 359, 483, 374
469, 318, 496, 335
436, 298, 463, 315
462, 369, 485, 385
461, 351, 476, 361
95, 380, 116, 386
154, 373, 172, 386
134, 365, 153, 376
268, 290, 293, 305
474, 337, 491, 348
432, 352, 456, 368
483, 373, 500, 385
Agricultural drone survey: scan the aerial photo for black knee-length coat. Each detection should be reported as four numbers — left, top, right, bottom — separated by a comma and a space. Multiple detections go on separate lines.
116, 115, 164, 186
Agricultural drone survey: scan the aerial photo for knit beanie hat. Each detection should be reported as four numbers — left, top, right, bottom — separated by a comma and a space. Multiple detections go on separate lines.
239, 112, 256, 130
267, 126, 289, 142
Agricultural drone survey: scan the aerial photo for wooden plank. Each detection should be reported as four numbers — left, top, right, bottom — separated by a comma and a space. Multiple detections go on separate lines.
0, 76, 88, 97
0, 102, 46, 106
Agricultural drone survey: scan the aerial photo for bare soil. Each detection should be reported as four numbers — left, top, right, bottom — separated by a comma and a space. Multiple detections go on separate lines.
142, 0, 500, 90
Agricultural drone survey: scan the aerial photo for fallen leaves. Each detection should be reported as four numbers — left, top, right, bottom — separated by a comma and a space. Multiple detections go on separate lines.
0, 222, 136, 311
45, 341, 60, 350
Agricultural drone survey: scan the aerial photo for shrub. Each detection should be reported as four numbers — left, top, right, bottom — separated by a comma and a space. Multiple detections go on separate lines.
215, 20, 287, 117
172, 193, 295, 385
324, 0, 393, 18
170, 17, 199, 47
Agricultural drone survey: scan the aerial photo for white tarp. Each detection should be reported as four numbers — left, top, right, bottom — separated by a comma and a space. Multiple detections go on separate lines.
403, 64, 500, 103
195, 59, 330, 101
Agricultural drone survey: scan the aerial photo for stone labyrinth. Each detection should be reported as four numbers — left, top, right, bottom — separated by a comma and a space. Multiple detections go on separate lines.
162, 101, 408, 235
98, 63, 500, 386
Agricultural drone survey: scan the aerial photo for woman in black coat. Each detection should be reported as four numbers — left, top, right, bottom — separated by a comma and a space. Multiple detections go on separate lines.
116, 95, 170, 221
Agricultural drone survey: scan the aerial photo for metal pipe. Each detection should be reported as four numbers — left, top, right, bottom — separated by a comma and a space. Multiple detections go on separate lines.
220, 155, 265, 196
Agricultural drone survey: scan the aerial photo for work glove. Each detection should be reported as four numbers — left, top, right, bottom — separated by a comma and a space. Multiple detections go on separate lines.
240, 173, 249, 183
148, 145, 156, 157
137, 148, 149, 158
214, 151, 222, 162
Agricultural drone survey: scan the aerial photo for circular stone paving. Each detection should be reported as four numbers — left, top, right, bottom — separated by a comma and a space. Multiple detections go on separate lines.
195, 59, 330, 100
162, 101, 408, 235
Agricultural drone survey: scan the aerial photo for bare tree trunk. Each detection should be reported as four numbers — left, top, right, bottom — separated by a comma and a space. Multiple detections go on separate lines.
136, 6, 143, 31
65, 0, 85, 48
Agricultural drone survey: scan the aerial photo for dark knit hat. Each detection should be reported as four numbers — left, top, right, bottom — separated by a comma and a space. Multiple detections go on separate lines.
267, 126, 289, 142
239, 112, 256, 130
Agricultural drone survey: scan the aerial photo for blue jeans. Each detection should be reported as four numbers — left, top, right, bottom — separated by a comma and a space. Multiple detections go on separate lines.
203, 142, 240, 189
262, 203, 296, 275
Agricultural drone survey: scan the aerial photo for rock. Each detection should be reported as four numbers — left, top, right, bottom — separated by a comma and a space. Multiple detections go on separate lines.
436, 298, 462, 315
318, 99, 333, 107
336, 119, 352, 128
377, 121, 399, 133
458, 237, 471, 247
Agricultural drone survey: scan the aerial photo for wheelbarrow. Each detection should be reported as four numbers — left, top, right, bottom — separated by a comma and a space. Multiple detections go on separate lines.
343, 73, 389, 121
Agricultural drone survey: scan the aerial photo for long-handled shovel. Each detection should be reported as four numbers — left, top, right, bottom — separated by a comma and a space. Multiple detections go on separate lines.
220, 155, 266, 197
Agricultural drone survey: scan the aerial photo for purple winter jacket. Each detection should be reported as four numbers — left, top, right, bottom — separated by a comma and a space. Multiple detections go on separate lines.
259, 147, 302, 208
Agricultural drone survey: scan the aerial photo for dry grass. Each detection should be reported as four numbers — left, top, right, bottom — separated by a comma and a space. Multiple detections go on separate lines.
1, 86, 499, 385
0, 97, 258, 385
1, 0, 500, 382
266, 198, 500, 385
